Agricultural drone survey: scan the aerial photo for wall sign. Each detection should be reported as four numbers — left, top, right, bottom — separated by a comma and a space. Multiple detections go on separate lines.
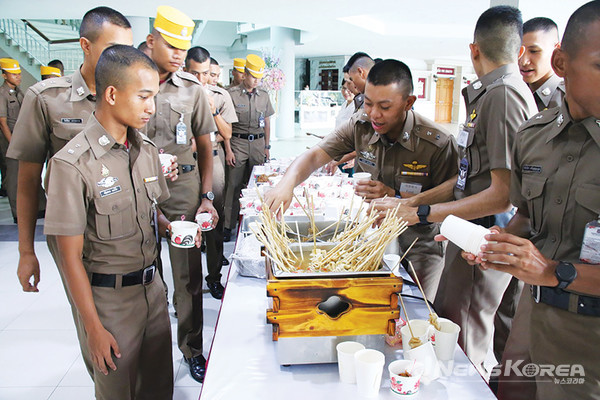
436, 67, 455, 76
417, 77, 426, 99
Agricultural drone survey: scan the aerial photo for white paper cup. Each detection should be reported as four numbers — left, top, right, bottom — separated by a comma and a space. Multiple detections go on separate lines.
432, 318, 460, 361
355, 349, 385, 397
336, 341, 365, 383
400, 320, 433, 353
170, 221, 198, 248
389, 360, 425, 396
352, 172, 372, 185
195, 213, 214, 232
440, 214, 491, 255
159, 153, 174, 175
404, 341, 441, 383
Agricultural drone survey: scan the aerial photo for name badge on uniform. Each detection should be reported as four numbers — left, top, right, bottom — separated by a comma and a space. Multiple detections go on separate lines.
400, 182, 422, 195
456, 157, 469, 191
580, 220, 600, 264
358, 157, 376, 167
176, 113, 187, 145
457, 128, 470, 148
61, 118, 83, 124
258, 112, 265, 128
99, 185, 122, 197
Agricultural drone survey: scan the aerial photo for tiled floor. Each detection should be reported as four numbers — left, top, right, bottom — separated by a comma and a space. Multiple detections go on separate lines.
0, 195, 236, 400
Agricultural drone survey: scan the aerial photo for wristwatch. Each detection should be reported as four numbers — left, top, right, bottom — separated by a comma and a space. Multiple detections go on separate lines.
165, 228, 171, 240
212, 110, 220, 117
417, 205, 432, 225
201, 191, 215, 201
265, 144, 271, 150
555, 261, 577, 289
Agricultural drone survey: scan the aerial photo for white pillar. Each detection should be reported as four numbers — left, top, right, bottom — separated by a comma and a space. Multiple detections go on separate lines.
269, 27, 296, 139
127, 16, 150, 49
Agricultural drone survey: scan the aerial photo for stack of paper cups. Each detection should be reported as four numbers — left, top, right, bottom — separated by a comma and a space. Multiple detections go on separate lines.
440, 215, 491, 255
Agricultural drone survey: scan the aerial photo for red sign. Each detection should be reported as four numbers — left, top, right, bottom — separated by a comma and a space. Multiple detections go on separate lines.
436, 67, 455, 76
417, 78, 426, 99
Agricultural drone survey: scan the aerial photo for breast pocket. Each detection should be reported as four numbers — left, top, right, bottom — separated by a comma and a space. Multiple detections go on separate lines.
465, 128, 481, 175
521, 174, 546, 234
93, 194, 136, 240
169, 102, 194, 142
50, 121, 84, 152
575, 184, 600, 224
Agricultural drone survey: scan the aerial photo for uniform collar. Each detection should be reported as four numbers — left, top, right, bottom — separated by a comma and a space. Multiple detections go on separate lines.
545, 101, 600, 148
70, 67, 93, 102
85, 113, 140, 159
465, 63, 519, 104
534, 74, 564, 108
366, 110, 415, 151
163, 71, 184, 88
240, 85, 261, 96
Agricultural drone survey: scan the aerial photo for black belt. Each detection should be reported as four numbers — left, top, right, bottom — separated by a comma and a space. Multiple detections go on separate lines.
470, 215, 495, 229
531, 285, 600, 317
233, 133, 264, 141
91, 265, 156, 288
180, 164, 195, 173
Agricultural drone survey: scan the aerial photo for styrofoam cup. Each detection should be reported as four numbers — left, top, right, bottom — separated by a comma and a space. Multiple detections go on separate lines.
195, 213, 214, 232
159, 153, 174, 175
404, 341, 441, 383
352, 172, 372, 186
432, 318, 460, 361
440, 214, 491, 255
336, 341, 365, 383
170, 221, 198, 248
354, 349, 385, 397
389, 360, 425, 396
400, 320, 433, 353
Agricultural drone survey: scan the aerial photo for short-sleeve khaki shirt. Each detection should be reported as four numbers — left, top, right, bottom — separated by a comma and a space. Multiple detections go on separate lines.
511, 101, 600, 263
207, 85, 238, 125
44, 114, 170, 275
532, 74, 565, 112
319, 110, 459, 194
227, 86, 274, 135
0, 82, 24, 131
7, 69, 95, 163
142, 71, 216, 166
455, 63, 537, 199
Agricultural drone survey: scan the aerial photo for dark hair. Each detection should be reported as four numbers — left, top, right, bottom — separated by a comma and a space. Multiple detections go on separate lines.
138, 41, 148, 50
523, 17, 558, 35
95, 44, 158, 99
373, 58, 383, 64
342, 64, 350, 73
48, 59, 64, 74
344, 52, 374, 72
210, 57, 219, 66
474, 6, 523, 64
80, 6, 131, 42
562, 0, 600, 56
185, 46, 211, 68
366, 59, 414, 95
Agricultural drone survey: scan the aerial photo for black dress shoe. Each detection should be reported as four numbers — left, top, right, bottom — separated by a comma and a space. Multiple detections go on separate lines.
222, 256, 229, 266
207, 281, 224, 299
185, 355, 206, 383
223, 228, 232, 242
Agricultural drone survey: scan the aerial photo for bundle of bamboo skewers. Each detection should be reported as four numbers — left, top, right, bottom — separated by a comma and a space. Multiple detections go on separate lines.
250, 192, 408, 274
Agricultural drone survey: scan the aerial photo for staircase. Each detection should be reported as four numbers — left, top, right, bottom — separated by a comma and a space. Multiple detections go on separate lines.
0, 19, 83, 88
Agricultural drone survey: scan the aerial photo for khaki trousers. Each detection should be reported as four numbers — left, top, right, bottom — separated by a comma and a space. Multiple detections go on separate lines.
223, 135, 265, 230
79, 274, 173, 400
160, 169, 204, 359
494, 276, 524, 363
434, 242, 513, 376
205, 146, 225, 283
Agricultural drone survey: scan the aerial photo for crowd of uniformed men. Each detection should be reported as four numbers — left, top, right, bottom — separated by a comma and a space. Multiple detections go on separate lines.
0, 2, 598, 399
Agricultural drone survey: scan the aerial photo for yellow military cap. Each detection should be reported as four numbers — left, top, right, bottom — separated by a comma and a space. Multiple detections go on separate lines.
154, 5, 195, 50
0, 58, 21, 74
233, 58, 246, 73
245, 54, 265, 79
41, 65, 61, 77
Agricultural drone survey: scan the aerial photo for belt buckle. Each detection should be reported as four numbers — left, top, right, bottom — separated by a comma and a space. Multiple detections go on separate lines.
531, 285, 541, 303
248, 134, 255, 142
142, 265, 156, 285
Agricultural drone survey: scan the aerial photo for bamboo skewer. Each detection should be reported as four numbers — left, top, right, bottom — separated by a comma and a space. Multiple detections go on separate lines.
407, 260, 441, 331
399, 293, 422, 349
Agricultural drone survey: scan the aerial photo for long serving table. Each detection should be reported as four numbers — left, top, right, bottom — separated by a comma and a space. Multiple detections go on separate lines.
199, 234, 497, 399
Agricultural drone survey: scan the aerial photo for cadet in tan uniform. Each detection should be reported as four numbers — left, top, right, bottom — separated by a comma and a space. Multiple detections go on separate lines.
45, 45, 176, 400
265, 60, 458, 299
40, 65, 62, 81
8, 7, 133, 378
185, 47, 237, 299
144, 6, 217, 383
230, 57, 245, 88
494, 3, 600, 398
0, 59, 28, 222
223, 54, 274, 240
519, 17, 564, 112
209, 57, 222, 87
375, 7, 537, 376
